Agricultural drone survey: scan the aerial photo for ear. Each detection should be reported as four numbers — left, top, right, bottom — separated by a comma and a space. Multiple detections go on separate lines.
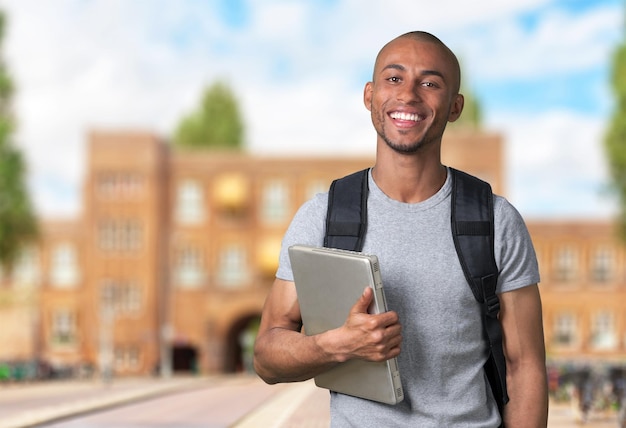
448, 93, 464, 122
363, 81, 373, 112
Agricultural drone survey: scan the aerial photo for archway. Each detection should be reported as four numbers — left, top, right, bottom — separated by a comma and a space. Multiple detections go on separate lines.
224, 314, 260, 373
172, 344, 198, 373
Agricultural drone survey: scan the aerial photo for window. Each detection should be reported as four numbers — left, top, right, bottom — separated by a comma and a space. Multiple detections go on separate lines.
176, 180, 205, 225
553, 246, 578, 283
261, 180, 289, 224
175, 246, 205, 289
114, 346, 141, 371
100, 279, 142, 315
590, 311, 617, 350
98, 219, 142, 252
218, 244, 248, 287
97, 171, 143, 199
590, 246, 614, 283
51, 243, 80, 288
51, 309, 77, 346
552, 312, 578, 348
13, 247, 40, 288
99, 220, 115, 251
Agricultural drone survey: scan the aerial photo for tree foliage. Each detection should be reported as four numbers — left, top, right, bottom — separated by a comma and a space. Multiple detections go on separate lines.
0, 11, 38, 271
605, 36, 626, 239
173, 81, 244, 150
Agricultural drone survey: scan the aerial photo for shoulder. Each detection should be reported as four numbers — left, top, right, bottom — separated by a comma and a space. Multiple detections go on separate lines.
281, 192, 328, 247
293, 192, 328, 222
493, 194, 529, 231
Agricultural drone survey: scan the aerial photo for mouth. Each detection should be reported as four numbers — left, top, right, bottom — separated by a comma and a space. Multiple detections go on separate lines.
389, 111, 425, 124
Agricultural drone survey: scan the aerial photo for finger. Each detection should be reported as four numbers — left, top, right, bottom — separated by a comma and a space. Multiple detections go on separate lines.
383, 322, 402, 338
350, 286, 373, 314
385, 329, 403, 347
373, 310, 400, 328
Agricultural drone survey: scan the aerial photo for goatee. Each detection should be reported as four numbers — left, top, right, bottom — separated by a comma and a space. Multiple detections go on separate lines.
381, 133, 425, 154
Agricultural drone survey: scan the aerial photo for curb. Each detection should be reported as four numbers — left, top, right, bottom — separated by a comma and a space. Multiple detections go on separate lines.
0, 378, 206, 428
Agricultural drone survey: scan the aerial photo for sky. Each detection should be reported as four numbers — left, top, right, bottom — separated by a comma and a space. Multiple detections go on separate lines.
0, 0, 624, 220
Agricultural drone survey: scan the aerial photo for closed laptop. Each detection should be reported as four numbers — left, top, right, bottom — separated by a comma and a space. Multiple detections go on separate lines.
288, 244, 403, 405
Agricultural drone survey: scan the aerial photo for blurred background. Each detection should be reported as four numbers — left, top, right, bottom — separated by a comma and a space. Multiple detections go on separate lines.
0, 0, 625, 425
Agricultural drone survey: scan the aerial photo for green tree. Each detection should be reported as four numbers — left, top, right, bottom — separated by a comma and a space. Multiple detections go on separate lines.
0, 11, 37, 271
173, 80, 244, 149
605, 34, 626, 239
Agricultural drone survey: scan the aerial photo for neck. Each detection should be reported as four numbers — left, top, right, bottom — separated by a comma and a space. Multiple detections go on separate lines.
372, 145, 447, 203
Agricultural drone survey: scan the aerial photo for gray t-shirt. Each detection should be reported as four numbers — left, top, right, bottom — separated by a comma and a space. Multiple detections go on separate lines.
277, 168, 540, 427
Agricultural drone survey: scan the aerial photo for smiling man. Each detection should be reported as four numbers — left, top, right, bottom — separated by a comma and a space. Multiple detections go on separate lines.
254, 31, 548, 428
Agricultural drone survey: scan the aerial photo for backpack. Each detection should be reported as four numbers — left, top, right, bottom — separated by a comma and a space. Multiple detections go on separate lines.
324, 167, 508, 423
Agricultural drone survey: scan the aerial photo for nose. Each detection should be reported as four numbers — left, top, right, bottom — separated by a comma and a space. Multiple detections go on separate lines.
396, 80, 422, 104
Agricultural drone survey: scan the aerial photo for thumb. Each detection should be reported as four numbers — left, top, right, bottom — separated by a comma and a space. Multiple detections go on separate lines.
351, 286, 373, 314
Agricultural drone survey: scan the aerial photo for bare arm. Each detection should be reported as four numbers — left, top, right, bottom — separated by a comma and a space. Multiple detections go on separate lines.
499, 284, 548, 427
253, 278, 402, 384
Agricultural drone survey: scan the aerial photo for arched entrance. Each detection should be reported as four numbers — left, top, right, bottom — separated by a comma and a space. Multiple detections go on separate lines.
172, 343, 198, 373
224, 314, 260, 373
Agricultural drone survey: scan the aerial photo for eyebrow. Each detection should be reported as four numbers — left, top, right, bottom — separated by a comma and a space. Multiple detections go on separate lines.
382, 64, 406, 72
381, 64, 445, 80
421, 69, 445, 80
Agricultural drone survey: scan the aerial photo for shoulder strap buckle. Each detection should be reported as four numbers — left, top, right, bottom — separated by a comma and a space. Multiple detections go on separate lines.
484, 293, 501, 318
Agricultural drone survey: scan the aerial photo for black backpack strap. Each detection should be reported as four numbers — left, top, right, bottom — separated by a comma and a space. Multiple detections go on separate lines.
450, 168, 509, 420
324, 168, 369, 252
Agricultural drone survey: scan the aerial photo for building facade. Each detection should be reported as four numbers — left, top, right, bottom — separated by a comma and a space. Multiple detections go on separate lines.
531, 221, 626, 366
0, 130, 624, 378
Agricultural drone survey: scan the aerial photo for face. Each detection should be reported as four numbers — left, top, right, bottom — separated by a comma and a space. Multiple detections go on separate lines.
364, 36, 464, 155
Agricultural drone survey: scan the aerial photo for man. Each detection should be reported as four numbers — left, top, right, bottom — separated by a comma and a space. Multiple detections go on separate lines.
254, 31, 548, 427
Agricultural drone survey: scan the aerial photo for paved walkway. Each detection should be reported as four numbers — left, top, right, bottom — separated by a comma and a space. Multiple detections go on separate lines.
234, 380, 329, 428
1, 375, 623, 427
0, 376, 209, 428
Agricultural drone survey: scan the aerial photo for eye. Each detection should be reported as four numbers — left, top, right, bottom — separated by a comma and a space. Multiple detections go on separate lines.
422, 81, 437, 88
387, 76, 401, 83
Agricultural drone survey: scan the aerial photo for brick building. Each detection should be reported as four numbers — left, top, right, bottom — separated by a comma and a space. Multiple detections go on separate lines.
0, 129, 624, 378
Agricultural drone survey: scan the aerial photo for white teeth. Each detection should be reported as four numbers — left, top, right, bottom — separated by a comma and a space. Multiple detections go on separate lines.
390, 112, 419, 121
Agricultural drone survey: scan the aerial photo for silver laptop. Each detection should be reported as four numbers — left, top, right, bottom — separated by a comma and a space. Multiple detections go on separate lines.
288, 244, 404, 405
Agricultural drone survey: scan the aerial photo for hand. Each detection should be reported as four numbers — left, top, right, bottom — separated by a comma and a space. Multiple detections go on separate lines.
335, 287, 402, 363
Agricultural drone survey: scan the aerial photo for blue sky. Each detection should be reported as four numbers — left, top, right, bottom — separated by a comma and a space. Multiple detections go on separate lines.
1, 0, 624, 220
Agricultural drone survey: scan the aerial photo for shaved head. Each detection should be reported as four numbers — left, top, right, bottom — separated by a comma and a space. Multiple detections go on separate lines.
373, 31, 461, 94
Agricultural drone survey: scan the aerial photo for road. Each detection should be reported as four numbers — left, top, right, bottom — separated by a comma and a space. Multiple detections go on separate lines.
40, 375, 300, 427
1, 375, 331, 428
1, 374, 623, 427
42, 384, 623, 428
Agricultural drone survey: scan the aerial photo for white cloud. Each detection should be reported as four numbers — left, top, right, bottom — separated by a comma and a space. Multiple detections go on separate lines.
2, 0, 227, 216
0, 0, 622, 220
332, 0, 552, 35
454, 4, 622, 81
489, 110, 618, 219
245, 77, 374, 156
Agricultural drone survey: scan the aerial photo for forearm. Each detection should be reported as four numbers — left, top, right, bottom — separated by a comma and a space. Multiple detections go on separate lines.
253, 327, 341, 384
254, 283, 401, 384
503, 360, 548, 427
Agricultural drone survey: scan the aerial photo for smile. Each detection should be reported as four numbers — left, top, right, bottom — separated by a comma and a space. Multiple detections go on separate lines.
389, 111, 423, 122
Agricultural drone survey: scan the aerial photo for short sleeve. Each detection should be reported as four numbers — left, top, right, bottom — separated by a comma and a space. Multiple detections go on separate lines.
493, 196, 540, 293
